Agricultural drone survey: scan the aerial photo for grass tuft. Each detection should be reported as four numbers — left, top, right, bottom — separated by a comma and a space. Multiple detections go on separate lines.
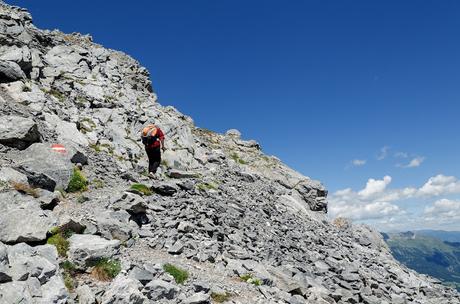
211, 292, 232, 303
11, 182, 40, 198
47, 233, 70, 257
67, 168, 88, 193
130, 183, 152, 196
60, 261, 77, 291
89, 258, 121, 281
196, 182, 219, 191
163, 263, 189, 284
230, 152, 247, 165
240, 273, 262, 286
91, 179, 105, 189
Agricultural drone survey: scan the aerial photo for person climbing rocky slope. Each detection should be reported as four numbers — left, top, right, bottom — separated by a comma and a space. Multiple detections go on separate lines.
0, 2, 458, 304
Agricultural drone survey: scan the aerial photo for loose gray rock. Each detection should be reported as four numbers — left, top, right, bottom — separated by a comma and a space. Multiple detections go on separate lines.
67, 234, 120, 268
0, 192, 56, 243
143, 279, 179, 300
0, 115, 40, 150
0, 60, 26, 82
183, 292, 211, 304
76, 285, 96, 304
101, 276, 147, 304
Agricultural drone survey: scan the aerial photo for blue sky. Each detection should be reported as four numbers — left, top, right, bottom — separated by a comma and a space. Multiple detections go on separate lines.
11, 0, 460, 231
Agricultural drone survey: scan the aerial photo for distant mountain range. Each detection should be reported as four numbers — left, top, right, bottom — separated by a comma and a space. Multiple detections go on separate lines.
383, 230, 460, 291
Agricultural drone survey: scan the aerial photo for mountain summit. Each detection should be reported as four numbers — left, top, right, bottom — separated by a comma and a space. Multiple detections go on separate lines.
0, 2, 458, 304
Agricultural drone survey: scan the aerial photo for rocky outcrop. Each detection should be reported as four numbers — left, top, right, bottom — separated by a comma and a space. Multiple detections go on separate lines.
0, 2, 458, 304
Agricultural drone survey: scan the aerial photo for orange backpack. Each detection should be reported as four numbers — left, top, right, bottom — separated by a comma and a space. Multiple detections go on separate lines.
141, 125, 158, 145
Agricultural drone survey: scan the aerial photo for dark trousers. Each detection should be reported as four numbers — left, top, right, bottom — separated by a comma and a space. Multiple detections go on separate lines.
146, 147, 161, 174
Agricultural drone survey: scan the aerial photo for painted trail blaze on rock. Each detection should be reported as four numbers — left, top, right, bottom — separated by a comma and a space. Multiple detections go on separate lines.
51, 144, 67, 155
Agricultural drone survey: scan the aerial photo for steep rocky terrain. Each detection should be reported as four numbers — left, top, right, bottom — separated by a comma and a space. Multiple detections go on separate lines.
0, 2, 459, 303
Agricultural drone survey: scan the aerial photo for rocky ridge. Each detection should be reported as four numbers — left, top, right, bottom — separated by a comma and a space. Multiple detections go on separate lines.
0, 2, 459, 304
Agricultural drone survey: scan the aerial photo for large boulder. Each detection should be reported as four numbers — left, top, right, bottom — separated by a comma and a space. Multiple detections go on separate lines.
67, 234, 120, 268
7, 243, 58, 284
0, 167, 28, 184
0, 60, 25, 82
101, 276, 147, 304
17, 143, 74, 191
44, 113, 89, 147
143, 279, 179, 301
37, 275, 68, 304
0, 192, 56, 243
0, 281, 34, 304
0, 115, 40, 150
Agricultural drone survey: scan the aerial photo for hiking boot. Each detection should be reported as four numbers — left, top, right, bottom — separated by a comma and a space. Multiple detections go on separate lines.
149, 172, 156, 179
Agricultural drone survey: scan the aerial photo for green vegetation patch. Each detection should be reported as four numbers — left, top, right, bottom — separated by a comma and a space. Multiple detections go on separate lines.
91, 179, 105, 189
47, 233, 70, 257
89, 258, 121, 281
196, 182, 219, 191
240, 273, 262, 286
230, 152, 247, 165
211, 292, 232, 303
130, 183, 152, 196
67, 168, 88, 193
49, 89, 65, 102
60, 260, 77, 291
163, 263, 189, 284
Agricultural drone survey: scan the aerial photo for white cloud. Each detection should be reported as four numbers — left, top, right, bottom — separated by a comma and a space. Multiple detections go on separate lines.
329, 174, 460, 224
424, 199, 460, 223
418, 175, 460, 196
351, 159, 366, 166
377, 146, 390, 160
398, 156, 425, 168
358, 176, 392, 199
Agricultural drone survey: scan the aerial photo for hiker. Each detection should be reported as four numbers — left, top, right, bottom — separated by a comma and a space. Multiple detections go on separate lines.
141, 123, 165, 177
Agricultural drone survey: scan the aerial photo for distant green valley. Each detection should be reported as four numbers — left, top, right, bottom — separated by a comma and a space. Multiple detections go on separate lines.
383, 231, 460, 291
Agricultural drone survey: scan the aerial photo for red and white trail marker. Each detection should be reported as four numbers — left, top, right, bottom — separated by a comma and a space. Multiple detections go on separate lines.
51, 144, 67, 155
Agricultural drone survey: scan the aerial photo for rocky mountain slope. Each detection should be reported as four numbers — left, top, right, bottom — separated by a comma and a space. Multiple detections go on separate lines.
0, 2, 459, 303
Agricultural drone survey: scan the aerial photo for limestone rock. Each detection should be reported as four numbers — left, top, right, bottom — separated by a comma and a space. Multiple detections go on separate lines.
0, 60, 25, 82
0, 115, 40, 150
101, 276, 147, 304
0, 192, 56, 243
18, 143, 74, 191
67, 234, 120, 268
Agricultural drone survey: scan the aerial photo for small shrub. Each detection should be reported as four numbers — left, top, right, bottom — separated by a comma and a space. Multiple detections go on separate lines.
92, 179, 105, 189
60, 261, 77, 291
63, 272, 75, 291
211, 292, 232, 303
89, 258, 121, 281
11, 182, 40, 198
332, 217, 351, 229
130, 183, 152, 196
60, 260, 76, 271
89, 144, 102, 152
49, 89, 65, 102
230, 152, 247, 165
76, 194, 90, 204
163, 263, 189, 284
196, 182, 218, 191
47, 233, 70, 257
240, 273, 262, 286
67, 168, 88, 193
